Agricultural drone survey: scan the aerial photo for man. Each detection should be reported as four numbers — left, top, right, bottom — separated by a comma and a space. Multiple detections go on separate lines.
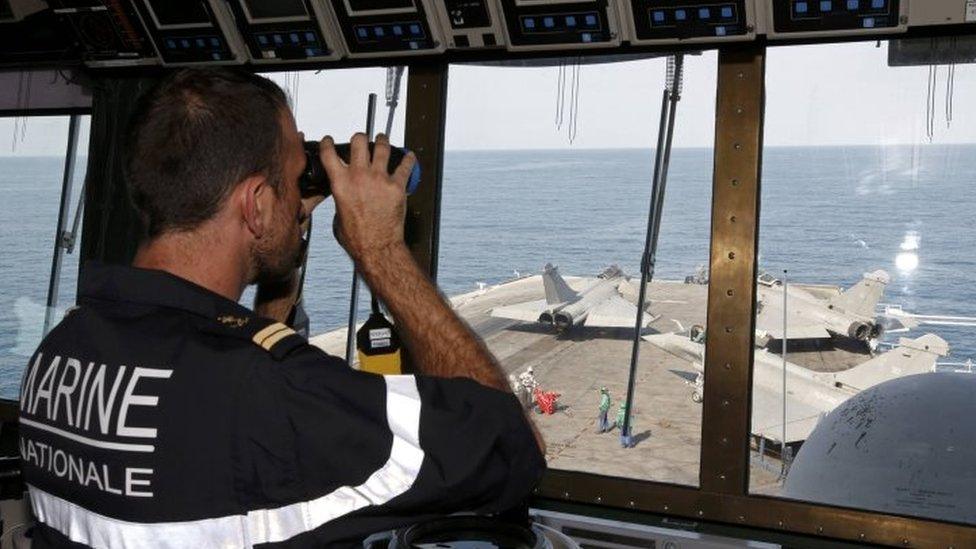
597, 387, 611, 433
18, 69, 545, 547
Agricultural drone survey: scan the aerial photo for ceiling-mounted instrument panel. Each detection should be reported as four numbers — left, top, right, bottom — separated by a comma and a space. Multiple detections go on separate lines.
497, 0, 623, 51
622, 0, 755, 45
226, 0, 345, 62
17, 0, 976, 69
764, 0, 907, 38
50, 0, 159, 66
430, 0, 506, 48
328, 0, 445, 58
131, 0, 248, 65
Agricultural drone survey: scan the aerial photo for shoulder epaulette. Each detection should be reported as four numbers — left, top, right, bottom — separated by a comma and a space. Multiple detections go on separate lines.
251, 321, 307, 360
209, 314, 308, 361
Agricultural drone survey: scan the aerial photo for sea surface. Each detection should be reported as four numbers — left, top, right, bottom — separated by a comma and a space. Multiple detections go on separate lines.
2, 146, 975, 398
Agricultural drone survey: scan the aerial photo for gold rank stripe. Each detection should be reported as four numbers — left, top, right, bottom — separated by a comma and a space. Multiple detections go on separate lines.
252, 322, 295, 351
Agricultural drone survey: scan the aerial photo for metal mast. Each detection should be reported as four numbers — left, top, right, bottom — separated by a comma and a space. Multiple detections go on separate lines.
620, 55, 684, 447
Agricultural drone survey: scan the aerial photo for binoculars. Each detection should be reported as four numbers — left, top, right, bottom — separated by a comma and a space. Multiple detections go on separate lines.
299, 141, 421, 199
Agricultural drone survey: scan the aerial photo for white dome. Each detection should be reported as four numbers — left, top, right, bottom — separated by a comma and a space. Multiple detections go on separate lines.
785, 372, 976, 525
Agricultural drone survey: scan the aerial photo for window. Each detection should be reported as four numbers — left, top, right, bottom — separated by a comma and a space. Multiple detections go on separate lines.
252, 69, 407, 356
0, 115, 91, 400
749, 41, 976, 525
440, 54, 716, 484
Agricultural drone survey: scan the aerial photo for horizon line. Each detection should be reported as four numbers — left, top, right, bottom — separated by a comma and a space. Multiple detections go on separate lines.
2, 142, 975, 157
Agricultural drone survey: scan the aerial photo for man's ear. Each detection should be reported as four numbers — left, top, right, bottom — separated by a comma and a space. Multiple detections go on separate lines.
238, 174, 273, 239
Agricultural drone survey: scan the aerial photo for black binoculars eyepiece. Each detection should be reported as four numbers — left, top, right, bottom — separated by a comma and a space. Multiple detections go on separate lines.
299, 141, 420, 198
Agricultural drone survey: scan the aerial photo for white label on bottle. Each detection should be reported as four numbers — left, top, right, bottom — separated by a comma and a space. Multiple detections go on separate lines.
369, 328, 392, 340
372, 338, 391, 349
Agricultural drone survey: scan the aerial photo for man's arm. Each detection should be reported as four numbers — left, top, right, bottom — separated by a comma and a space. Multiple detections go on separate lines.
321, 133, 544, 453
357, 243, 508, 391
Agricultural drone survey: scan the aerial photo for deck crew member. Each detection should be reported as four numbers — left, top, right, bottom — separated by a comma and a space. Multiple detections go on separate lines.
18, 68, 546, 548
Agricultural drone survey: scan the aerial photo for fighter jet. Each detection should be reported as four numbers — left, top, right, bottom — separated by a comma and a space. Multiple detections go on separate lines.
491, 263, 657, 330
755, 270, 890, 344
644, 330, 948, 444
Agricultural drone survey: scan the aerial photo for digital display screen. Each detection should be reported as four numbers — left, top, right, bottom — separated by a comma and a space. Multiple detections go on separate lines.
243, 0, 308, 19
147, 0, 211, 27
347, 0, 415, 13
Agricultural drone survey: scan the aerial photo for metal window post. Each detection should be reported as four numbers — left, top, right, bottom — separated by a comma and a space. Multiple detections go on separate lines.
44, 113, 83, 336
699, 44, 765, 495
403, 61, 449, 281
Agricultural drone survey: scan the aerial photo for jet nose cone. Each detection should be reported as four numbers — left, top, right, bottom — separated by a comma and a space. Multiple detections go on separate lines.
641, 332, 684, 349
867, 270, 891, 284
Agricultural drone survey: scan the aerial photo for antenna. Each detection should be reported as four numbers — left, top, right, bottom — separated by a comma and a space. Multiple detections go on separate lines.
345, 93, 379, 366
555, 60, 566, 129
568, 57, 581, 143
781, 269, 788, 479
384, 66, 405, 136
619, 54, 685, 448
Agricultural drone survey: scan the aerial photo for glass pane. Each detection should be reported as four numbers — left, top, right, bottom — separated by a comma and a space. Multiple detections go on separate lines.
749, 41, 976, 526
440, 54, 716, 485
254, 69, 407, 353
0, 115, 91, 400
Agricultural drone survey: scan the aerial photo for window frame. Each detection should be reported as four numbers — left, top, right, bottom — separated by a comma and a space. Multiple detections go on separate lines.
422, 46, 976, 546
3, 40, 971, 545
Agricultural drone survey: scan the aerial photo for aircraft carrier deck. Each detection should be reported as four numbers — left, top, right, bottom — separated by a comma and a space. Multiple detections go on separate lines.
310, 274, 874, 495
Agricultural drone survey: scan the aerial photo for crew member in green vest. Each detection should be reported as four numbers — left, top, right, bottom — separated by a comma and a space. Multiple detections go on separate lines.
597, 387, 612, 433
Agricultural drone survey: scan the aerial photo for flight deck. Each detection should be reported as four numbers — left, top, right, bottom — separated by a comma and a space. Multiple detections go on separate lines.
310, 273, 877, 494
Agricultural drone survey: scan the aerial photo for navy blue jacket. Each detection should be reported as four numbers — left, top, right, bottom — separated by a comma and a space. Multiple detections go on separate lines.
18, 263, 545, 547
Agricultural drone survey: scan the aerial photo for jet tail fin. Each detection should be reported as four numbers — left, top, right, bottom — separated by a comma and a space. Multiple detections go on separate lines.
832, 333, 948, 392
828, 269, 890, 317
542, 263, 578, 305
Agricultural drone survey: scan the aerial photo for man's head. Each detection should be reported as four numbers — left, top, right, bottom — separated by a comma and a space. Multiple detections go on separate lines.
125, 68, 307, 285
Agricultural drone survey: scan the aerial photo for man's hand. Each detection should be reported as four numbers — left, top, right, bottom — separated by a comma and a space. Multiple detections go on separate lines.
320, 133, 417, 266
319, 133, 544, 455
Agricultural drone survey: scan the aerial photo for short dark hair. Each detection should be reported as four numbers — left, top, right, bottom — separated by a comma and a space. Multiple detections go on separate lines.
125, 68, 289, 238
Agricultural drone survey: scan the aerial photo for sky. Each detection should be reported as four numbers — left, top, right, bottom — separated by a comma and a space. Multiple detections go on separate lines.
1, 41, 973, 156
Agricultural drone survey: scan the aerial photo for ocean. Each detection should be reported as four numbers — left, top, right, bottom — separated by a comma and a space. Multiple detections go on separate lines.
2, 146, 974, 398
